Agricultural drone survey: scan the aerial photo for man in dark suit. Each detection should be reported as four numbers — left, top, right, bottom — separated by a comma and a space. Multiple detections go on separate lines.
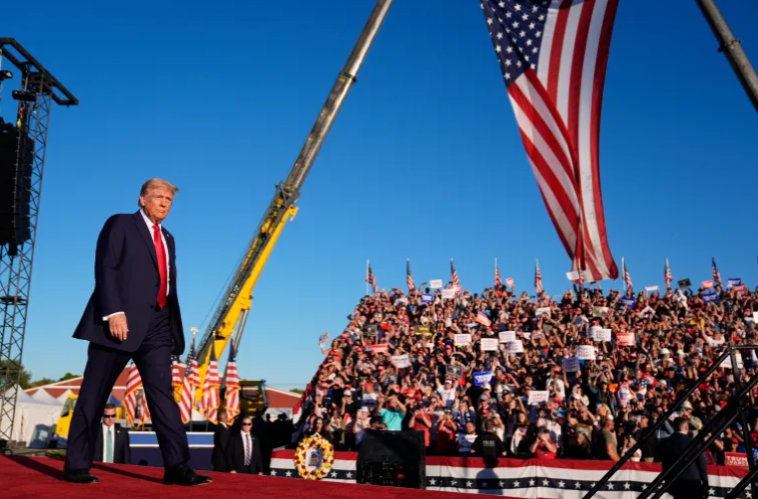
226, 416, 263, 474
92, 404, 131, 464
212, 410, 231, 472
63, 179, 210, 486
656, 417, 709, 499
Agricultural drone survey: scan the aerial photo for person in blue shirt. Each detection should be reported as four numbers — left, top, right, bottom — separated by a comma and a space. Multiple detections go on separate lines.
379, 395, 407, 431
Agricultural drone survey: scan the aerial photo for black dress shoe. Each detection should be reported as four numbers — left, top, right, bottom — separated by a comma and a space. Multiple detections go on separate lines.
164, 463, 212, 486
64, 469, 99, 484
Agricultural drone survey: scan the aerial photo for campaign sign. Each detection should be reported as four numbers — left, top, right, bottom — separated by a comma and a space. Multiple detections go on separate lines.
499, 331, 516, 343
621, 297, 636, 308
429, 279, 444, 289
616, 332, 635, 347
725, 452, 748, 468
594, 329, 612, 342
678, 278, 692, 289
535, 307, 551, 318
506, 340, 524, 354
480, 338, 498, 352
703, 292, 719, 303
369, 344, 389, 354
441, 289, 455, 300
473, 371, 493, 387
563, 357, 580, 373
576, 345, 596, 360
593, 306, 609, 318
416, 325, 431, 336
727, 278, 742, 289
528, 390, 549, 406
454, 334, 472, 346
391, 354, 410, 369
421, 293, 433, 303
446, 364, 463, 381
318, 331, 331, 349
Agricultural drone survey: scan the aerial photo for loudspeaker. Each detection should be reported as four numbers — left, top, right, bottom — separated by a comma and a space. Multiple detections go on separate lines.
0, 123, 33, 245
356, 430, 425, 489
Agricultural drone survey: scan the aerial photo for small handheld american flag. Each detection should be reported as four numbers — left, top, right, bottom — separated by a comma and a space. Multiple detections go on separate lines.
494, 259, 502, 287
406, 259, 415, 292
712, 257, 722, 288
622, 257, 633, 294
535, 259, 543, 294
664, 258, 673, 289
224, 342, 241, 424
366, 261, 378, 294
451, 259, 461, 291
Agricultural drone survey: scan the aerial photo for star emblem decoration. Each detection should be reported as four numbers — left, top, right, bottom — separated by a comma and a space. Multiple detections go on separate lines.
285, 471, 292, 477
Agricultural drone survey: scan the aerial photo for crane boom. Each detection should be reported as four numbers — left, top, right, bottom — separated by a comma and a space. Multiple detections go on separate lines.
195, 0, 395, 381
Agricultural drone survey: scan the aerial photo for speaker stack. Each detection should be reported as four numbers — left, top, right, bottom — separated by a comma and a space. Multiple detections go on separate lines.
0, 123, 34, 246
356, 430, 426, 489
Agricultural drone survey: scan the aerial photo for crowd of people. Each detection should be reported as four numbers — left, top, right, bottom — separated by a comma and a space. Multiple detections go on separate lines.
299, 280, 758, 464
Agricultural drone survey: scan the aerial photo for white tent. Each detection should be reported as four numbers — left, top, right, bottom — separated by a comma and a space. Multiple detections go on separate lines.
4, 386, 64, 447
28, 389, 59, 405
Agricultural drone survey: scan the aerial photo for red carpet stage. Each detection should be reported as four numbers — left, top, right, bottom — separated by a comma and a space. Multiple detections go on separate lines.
0, 455, 477, 499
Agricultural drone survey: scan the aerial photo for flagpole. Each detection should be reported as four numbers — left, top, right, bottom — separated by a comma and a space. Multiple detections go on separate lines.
366, 260, 369, 296
694, 0, 758, 115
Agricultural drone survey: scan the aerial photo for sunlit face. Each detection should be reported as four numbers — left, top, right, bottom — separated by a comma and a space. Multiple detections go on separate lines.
103, 407, 116, 427
140, 185, 174, 224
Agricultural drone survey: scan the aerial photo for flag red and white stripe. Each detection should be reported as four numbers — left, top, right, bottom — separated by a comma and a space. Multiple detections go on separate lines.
224, 343, 241, 424
451, 259, 461, 292
366, 261, 378, 294
494, 259, 502, 287
712, 257, 722, 288
476, 311, 491, 327
535, 260, 544, 294
622, 257, 633, 294
171, 355, 183, 401
179, 340, 200, 425
201, 346, 221, 424
406, 259, 415, 292
124, 362, 142, 426
505, 277, 515, 288
664, 258, 673, 289
139, 389, 151, 425
481, 0, 620, 282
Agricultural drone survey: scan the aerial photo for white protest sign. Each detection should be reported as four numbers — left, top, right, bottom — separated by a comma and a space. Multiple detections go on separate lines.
720, 353, 744, 370
589, 325, 602, 338
753, 311, 758, 323
441, 289, 456, 300
391, 354, 410, 369
593, 306, 609, 318
499, 331, 516, 343
563, 357, 580, 373
454, 334, 472, 347
576, 345, 596, 360
594, 329, 612, 342
535, 307, 551, 318
616, 332, 635, 346
318, 331, 331, 349
480, 338, 499, 352
429, 279, 444, 289
528, 390, 549, 406
506, 340, 524, 354
645, 285, 659, 293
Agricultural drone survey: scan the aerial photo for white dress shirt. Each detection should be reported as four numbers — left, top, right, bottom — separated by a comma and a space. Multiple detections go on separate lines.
102, 423, 115, 462
103, 209, 170, 320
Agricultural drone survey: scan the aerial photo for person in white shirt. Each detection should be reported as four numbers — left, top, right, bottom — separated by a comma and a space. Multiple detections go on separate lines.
94, 404, 131, 464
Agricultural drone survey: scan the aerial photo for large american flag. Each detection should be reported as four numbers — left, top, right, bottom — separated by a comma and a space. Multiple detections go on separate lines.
712, 257, 722, 288
171, 355, 183, 402
124, 362, 141, 426
451, 259, 461, 291
139, 389, 151, 426
224, 342, 241, 424
406, 259, 415, 292
481, 0, 620, 281
494, 259, 502, 287
664, 258, 673, 289
366, 261, 378, 294
535, 259, 544, 293
201, 346, 221, 424
622, 257, 633, 294
179, 339, 200, 425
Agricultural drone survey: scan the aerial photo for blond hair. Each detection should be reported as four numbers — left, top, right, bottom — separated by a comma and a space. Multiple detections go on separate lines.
138, 178, 179, 208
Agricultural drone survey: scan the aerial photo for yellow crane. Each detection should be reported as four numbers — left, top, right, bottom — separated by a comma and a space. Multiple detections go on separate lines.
194, 0, 395, 388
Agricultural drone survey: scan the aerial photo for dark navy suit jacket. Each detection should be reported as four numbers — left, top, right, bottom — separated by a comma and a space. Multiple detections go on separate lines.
73, 211, 185, 355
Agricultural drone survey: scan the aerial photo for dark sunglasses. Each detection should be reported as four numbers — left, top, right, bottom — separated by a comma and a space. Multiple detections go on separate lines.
242, 423, 252, 426
103, 414, 116, 418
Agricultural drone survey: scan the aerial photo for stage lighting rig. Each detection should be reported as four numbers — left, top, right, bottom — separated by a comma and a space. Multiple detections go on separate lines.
0, 38, 78, 446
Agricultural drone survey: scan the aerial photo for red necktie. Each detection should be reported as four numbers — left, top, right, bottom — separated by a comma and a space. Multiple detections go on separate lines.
153, 224, 168, 308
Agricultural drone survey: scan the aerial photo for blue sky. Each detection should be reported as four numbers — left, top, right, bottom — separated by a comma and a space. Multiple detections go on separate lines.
3, 0, 758, 388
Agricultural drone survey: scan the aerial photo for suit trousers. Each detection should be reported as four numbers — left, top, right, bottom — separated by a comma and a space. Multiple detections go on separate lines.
65, 305, 190, 471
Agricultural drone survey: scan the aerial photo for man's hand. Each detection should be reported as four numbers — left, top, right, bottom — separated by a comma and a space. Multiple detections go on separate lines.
109, 313, 129, 341
230, 470, 237, 474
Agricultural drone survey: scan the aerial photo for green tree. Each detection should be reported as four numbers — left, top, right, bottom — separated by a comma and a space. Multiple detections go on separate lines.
290, 388, 305, 395
0, 360, 32, 390
58, 373, 81, 382
28, 377, 56, 388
